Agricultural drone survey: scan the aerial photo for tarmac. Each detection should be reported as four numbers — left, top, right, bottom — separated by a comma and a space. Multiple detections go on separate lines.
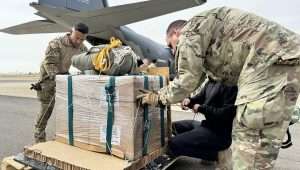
0, 77, 299, 169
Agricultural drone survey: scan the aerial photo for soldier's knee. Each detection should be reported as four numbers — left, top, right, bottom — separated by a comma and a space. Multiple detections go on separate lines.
37, 89, 55, 103
37, 80, 56, 100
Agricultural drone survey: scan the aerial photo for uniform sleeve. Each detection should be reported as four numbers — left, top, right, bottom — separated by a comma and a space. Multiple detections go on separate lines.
43, 40, 61, 75
159, 15, 218, 105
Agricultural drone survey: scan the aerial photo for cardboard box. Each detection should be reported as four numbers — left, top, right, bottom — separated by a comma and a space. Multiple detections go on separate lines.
54, 75, 168, 161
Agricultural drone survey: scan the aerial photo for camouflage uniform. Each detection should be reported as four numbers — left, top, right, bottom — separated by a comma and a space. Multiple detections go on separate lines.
158, 7, 300, 169
35, 34, 87, 142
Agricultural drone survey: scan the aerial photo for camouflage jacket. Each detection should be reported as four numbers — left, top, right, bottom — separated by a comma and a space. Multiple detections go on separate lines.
40, 33, 87, 79
159, 7, 300, 105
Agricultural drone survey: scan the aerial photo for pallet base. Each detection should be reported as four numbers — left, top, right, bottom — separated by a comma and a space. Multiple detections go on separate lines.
23, 141, 165, 170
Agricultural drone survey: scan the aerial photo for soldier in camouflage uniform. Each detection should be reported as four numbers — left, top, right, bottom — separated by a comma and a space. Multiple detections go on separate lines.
138, 7, 300, 169
34, 23, 88, 143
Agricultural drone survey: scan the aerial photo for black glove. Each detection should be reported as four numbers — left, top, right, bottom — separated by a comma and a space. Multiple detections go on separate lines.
30, 82, 42, 91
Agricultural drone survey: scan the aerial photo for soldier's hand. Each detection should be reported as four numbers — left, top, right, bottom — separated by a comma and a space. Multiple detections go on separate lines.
181, 98, 191, 110
30, 83, 42, 91
30, 83, 36, 90
137, 89, 160, 106
192, 104, 201, 113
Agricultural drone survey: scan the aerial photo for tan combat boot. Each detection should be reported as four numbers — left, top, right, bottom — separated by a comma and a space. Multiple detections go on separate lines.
216, 148, 232, 170
34, 127, 46, 143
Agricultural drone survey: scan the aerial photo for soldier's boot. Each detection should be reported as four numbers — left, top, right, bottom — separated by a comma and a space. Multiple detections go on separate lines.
216, 148, 232, 170
34, 127, 46, 143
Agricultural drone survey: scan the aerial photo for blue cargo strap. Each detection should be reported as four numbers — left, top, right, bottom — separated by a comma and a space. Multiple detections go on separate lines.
159, 76, 165, 147
105, 76, 116, 154
67, 75, 74, 145
143, 76, 150, 155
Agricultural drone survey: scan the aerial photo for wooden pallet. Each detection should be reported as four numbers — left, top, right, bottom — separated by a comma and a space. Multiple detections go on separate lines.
23, 141, 165, 170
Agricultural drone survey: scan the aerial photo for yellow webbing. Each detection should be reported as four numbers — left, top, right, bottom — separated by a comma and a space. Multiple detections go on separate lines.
92, 37, 122, 72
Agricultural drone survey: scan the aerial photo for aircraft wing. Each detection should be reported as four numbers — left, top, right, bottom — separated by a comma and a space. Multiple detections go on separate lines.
78, 0, 206, 34
0, 20, 68, 34
0, 0, 206, 35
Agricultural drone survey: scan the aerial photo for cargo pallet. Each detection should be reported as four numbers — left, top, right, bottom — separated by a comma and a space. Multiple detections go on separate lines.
1, 140, 178, 170
1, 68, 173, 170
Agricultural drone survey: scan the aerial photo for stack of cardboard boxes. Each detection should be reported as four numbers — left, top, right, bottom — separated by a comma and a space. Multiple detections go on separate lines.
23, 74, 170, 169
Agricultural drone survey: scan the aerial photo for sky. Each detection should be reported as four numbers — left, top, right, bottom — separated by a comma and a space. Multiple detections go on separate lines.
1, 0, 300, 73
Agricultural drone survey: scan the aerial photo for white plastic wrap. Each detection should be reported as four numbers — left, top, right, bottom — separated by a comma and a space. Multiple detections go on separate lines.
54, 75, 168, 161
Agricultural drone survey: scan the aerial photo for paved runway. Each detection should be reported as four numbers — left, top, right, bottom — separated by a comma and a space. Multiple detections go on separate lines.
0, 95, 299, 169
0, 95, 55, 160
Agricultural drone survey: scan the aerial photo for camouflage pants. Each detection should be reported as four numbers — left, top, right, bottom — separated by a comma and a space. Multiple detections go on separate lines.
232, 64, 300, 170
35, 79, 56, 143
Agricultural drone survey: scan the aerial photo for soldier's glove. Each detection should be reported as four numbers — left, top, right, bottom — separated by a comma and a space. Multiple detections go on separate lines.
30, 82, 42, 91
137, 89, 160, 107
48, 72, 56, 80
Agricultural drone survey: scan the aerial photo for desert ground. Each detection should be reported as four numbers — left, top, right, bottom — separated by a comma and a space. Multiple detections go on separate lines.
0, 74, 39, 98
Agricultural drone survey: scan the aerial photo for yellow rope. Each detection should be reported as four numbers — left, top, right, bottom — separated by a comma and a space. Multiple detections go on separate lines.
92, 37, 122, 71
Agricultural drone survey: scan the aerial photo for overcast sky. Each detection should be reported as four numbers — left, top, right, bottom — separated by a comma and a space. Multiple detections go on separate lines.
1, 0, 300, 73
